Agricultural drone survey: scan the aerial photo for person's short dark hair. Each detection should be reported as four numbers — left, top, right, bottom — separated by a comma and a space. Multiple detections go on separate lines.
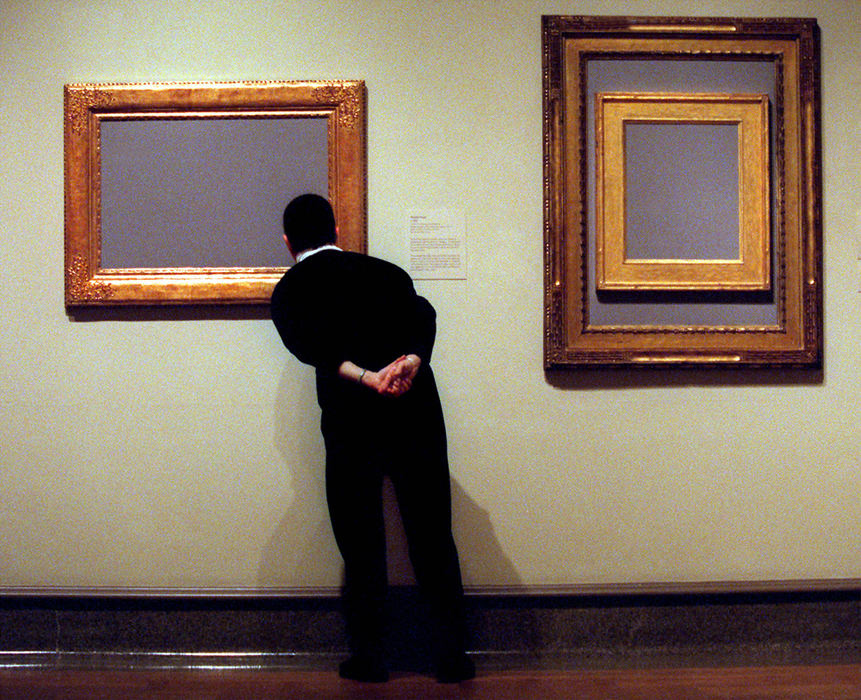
283, 193, 336, 254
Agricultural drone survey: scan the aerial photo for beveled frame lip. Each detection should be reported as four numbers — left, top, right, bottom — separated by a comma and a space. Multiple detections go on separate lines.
595, 91, 771, 292
542, 15, 822, 368
64, 80, 367, 306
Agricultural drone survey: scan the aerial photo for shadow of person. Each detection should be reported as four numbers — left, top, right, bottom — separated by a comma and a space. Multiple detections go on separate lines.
381, 474, 524, 590
449, 479, 521, 589
260, 364, 429, 592
257, 365, 341, 590
261, 365, 535, 669
384, 477, 532, 671
261, 361, 522, 589
449, 480, 543, 669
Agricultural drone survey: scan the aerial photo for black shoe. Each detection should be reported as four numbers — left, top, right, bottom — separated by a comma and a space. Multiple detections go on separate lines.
338, 654, 390, 683
435, 653, 475, 683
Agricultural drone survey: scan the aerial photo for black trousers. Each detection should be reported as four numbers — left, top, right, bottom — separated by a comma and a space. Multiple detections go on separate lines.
321, 379, 467, 660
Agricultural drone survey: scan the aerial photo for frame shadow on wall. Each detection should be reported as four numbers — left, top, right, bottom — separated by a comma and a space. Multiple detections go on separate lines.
542, 16, 823, 387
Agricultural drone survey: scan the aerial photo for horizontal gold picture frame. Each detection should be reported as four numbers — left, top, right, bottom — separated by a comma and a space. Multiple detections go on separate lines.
542, 15, 822, 368
64, 80, 366, 306
596, 92, 770, 291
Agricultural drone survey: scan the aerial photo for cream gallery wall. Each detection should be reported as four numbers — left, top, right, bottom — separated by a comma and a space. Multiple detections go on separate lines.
1, 0, 858, 593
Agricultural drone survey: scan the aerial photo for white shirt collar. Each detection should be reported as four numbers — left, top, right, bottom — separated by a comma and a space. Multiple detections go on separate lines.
295, 244, 342, 262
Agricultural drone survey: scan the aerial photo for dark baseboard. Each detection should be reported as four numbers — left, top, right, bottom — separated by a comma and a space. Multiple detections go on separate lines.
1, 587, 858, 671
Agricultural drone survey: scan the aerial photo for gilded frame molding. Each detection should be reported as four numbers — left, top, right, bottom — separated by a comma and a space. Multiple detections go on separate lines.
64, 80, 366, 306
542, 16, 822, 368
596, 92, 770, 292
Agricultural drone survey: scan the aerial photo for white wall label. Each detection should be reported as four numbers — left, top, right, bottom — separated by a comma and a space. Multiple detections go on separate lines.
407, 209, 466, 280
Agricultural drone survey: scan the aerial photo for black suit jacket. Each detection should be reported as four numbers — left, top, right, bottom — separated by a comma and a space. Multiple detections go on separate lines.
271, 250, 440, 434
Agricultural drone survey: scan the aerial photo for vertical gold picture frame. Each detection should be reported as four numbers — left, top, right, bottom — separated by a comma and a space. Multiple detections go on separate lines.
543, 16, 822, 368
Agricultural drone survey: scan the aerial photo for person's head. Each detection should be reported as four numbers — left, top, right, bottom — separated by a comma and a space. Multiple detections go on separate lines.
282, 193, 336, 256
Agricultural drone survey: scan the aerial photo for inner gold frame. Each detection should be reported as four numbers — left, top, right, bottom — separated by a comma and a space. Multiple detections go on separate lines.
64, 80, 366, 306
596, 92, 770, 291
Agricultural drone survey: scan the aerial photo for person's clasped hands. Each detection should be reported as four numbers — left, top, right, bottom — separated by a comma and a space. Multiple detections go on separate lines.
377, 354, 421, 397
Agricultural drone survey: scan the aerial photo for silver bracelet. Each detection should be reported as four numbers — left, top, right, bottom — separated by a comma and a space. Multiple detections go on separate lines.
358, 368, 367, 385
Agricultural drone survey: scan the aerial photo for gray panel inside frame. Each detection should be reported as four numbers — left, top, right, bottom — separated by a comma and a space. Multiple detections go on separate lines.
99, 116, 329, 270
586, 58, 779, 327
625, 121, 740, 261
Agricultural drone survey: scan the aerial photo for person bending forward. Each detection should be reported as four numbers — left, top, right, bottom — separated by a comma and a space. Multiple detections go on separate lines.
270, 194, 473, 684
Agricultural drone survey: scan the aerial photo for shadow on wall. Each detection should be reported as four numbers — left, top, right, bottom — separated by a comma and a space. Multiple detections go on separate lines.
259, 364, 521, 594
382, 477, 522, 589
261, 362, 537, 663
257, 364, 339, 588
